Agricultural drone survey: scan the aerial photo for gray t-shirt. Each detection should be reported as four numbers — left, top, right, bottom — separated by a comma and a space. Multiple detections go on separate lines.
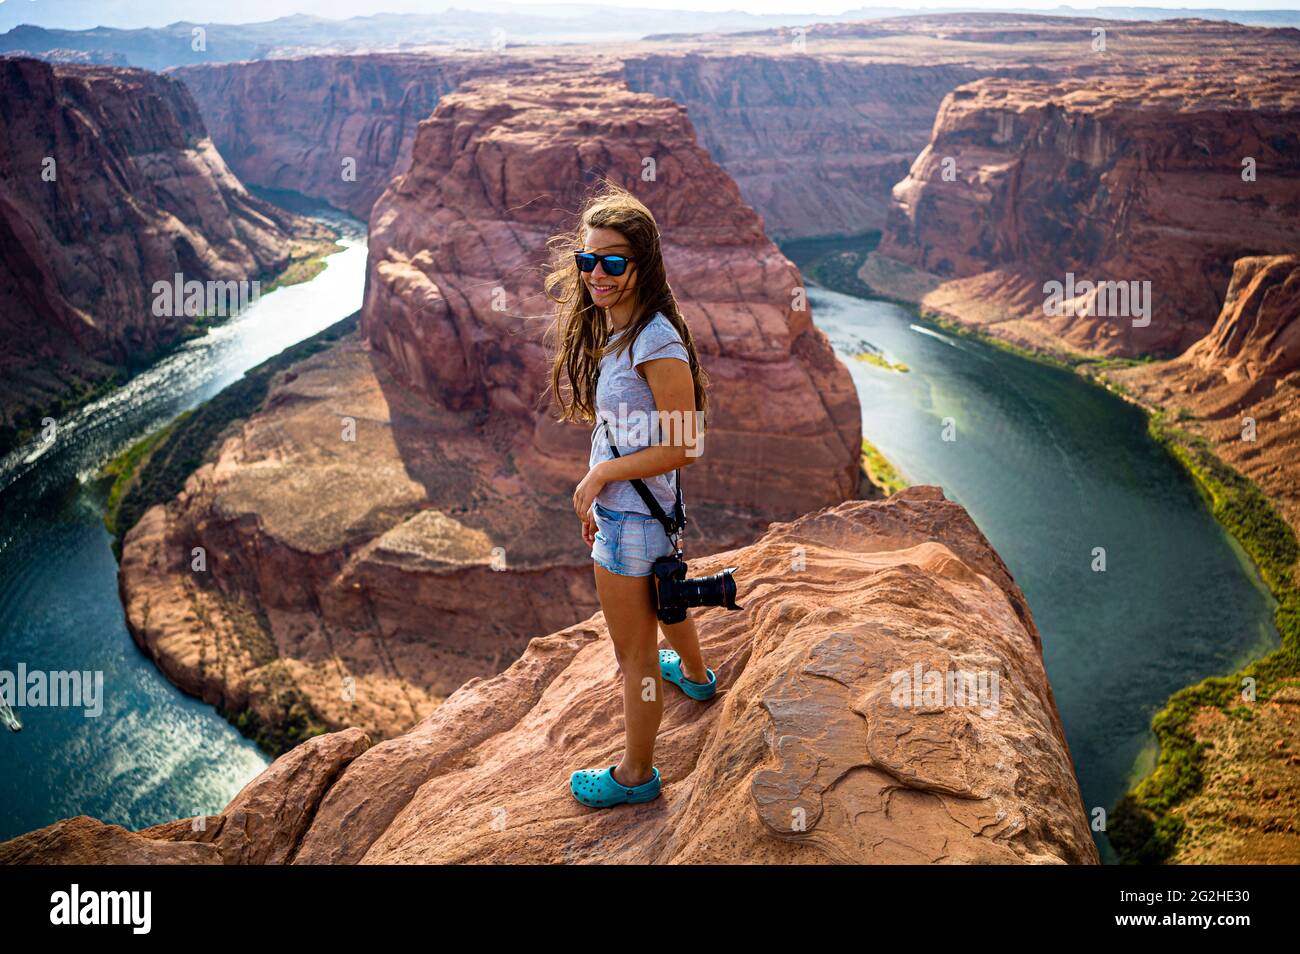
589, 311, 691, 515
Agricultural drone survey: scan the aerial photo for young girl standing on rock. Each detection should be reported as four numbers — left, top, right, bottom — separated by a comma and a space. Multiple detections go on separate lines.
545, 180, 718, 808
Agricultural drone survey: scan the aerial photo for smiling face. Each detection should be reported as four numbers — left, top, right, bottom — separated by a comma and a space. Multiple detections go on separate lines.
581, 226, 638, 308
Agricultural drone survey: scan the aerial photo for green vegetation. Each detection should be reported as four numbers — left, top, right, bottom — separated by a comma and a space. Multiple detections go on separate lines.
251, 238, 341, 299
780, 231, 891, 303
101, 311, 360, 558
782, 232, 1296, 864
1108, 408, 1300, 864
102, 412, 191, 539
861, 437, 909, 497
172, 237, 343, 341
100, 312, 357, 757
224, 697, 330, 757
1, 227, 342, 460
853, 351, 910, 373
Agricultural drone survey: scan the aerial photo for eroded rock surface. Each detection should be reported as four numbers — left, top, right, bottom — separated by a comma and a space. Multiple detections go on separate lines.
1110, 254, 1300, 546
118, 69, 860, 750
14, 487, 1096, 864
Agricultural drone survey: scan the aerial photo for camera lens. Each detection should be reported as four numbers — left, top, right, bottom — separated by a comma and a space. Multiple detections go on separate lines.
677, 567, 740, 610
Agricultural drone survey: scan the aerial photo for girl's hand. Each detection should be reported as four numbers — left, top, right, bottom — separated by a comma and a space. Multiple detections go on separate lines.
581, 508, 597, 546
573, 462, 608, 521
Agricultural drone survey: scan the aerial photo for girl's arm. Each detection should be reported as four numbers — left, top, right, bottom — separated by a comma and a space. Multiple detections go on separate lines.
572, 357, 700, 520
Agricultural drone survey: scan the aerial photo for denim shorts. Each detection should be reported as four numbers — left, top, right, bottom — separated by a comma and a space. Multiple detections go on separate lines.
590, 501, 675, 577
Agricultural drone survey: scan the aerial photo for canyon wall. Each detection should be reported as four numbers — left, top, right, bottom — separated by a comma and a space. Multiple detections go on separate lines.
168, 18, 1300, 246
871, 73, 1300, 359
170, 54, 577, 221
174, 50, 965, 238
621, 54, 986, 239
115, 69, 861, 750
0, 56, 327, 454
1104, 255, 1300, 864
1110, 254, 1300, 540
362, 68, 861, 517
5, 487, 1100, 865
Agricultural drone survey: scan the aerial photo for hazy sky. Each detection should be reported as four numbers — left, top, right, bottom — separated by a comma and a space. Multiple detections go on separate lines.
0, 0, 1294, 31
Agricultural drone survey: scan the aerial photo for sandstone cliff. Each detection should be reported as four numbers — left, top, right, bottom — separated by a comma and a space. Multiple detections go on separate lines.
1102, 255, 1300, 864
116, 69, 861, 751
362, 68, 861, 517
0, 56, 330, 455
178, 49, 972, 237
170, 54, 572, 221
870, 73, 1300, 360
1109, 254, 1300, 546
169, 17, 1300, 244
5, 487, 1100, 865
621, 55, 986, 239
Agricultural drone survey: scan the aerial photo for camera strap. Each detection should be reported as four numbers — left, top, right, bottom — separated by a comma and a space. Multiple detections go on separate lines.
599, 418, 685, 540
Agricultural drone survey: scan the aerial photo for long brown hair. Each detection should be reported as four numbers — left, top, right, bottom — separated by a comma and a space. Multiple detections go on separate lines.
544, 179, 709, 428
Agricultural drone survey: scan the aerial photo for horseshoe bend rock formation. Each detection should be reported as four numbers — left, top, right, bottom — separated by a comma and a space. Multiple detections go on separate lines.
115, 70, 860, 751
362, 69, 861, 520
869, 72, 1300, 360
0, 56, 330, 454
5, 487, 1099, 865
116, 319, 611, 751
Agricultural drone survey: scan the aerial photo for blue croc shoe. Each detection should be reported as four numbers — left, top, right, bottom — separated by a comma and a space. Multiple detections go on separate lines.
569, 765, 661, 808
659, 649, 716, 701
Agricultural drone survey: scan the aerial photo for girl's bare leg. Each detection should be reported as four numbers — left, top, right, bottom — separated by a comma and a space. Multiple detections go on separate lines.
658, 613, 710, 683
594, 565, 662, 787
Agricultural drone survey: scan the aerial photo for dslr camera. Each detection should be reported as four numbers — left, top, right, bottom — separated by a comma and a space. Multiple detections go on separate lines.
650, 552, 742, 625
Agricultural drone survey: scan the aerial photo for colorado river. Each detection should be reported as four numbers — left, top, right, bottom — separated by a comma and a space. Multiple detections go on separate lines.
0, 201, 367, 841
808, 283, 1280, 862
0, 212, 1278, 860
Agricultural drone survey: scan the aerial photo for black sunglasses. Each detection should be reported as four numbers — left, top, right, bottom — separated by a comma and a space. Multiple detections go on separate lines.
574, 251, 634, 277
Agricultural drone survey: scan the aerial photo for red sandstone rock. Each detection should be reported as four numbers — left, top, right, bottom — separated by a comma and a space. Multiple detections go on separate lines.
1182, 254, 1300, 385
0, 815, 220, 865
330, 489, 1095, 864
159, 727, 372, 864
622, 54, 985, 239
0, 729, 371, 864
116, 68, 861, 749
116, 331, 612, 746
0, 57, 329, 451
1102, 255, 1300, 864
874, 74, 1300, 359
172, 17, 1300, 245
362, 69, 862, 519
7, 488, 1099, 864
1110, 254, 1300, 543
171, 53, 581, 221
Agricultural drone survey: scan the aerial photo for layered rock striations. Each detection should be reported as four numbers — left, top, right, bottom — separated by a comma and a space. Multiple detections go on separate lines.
1110, 254, 1300, 540
362, 69, 862, 519
179, 48, 978, 236
0, 56, 328, 454
6, 488, 1100, 865
871, 74, 1300, 359
116, 69, 861, 750
170, 53, 584, 221
169, 17, 1300, 243
621, 55, 987, 239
